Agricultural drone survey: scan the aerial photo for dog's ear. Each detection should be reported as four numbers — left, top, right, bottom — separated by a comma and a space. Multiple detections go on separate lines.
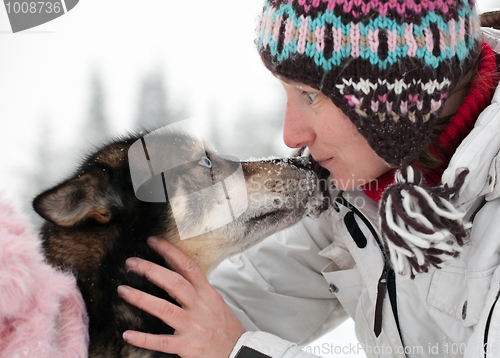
33, 173, 121, 227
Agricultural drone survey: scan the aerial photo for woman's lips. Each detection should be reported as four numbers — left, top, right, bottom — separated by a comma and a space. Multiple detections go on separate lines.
317, 157, 333, 167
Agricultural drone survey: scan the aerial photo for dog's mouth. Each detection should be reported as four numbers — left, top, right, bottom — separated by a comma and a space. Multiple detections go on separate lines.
239, 209, 295, 240
241, 174, 332, 225
246, 209, 287, 225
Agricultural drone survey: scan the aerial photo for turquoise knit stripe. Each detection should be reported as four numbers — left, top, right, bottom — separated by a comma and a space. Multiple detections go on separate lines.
258, 1, 476, 71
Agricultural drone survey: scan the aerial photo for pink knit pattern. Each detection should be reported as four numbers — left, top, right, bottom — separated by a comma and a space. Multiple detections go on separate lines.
404, 23, 418, 57
263, 7, 274, 48
292, 0, 454, 14
315, 25, 326, 53
449, 19, 456, 55
297, 15, 309, 53
259, 0, 480, 168
0, 195, 88, 358
284, 18, 294, 46
351, 22, 360, 58
425, 27, 435, 54
362, 43, 500, 200
273, 14, 283, 44
387, 29, 397, 54
332, 26, 342, 53
368, 28, 379, 54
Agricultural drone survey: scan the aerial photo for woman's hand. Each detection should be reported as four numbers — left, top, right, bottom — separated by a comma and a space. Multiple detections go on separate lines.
117, 236, 246, 358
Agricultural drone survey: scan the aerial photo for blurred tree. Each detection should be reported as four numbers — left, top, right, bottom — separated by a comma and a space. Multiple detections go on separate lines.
83, 70, 110, 146
21, 71, 111, 226
236, 103, 285, 159
33, 116, 54, 192
135, 67, 187, 130
205, 103, 224, 150
19, 116, 56, 226
207, 101, 286, 161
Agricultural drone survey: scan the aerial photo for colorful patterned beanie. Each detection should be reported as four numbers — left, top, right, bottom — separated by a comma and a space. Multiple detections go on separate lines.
257, 0, 482, 277
258, 0, 481, 167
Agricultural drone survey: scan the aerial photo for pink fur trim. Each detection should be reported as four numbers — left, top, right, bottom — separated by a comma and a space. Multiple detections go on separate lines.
0, 196, 88, 357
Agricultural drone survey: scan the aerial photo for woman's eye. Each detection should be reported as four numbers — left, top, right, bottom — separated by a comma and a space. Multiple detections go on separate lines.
302, 91, 318, 102
199, 156, 212, 168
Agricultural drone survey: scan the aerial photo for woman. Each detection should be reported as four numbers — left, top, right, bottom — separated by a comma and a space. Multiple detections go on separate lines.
117, 1, 500, 357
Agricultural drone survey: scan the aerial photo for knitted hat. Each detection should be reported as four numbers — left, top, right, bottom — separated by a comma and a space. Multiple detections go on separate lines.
257, 0, 482, 277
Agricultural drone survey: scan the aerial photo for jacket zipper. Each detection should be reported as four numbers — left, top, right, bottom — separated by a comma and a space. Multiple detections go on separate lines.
484, 288, 500, 357
335, 192, 403, 342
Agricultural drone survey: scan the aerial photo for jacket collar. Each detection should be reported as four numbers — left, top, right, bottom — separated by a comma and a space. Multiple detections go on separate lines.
443, 79, 500, 210
443, 32, 500, 210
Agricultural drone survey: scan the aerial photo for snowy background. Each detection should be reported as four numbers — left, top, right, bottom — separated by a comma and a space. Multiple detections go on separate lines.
1, 0, 499, 357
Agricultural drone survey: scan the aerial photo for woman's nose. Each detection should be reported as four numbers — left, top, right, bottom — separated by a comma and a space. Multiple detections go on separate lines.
282, 102, 314, 149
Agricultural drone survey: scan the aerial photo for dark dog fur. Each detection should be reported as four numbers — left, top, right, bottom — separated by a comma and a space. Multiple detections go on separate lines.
33, 130, 329, 357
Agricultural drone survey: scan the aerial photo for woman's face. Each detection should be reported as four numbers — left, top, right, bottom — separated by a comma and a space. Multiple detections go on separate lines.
278, 77, 391, 190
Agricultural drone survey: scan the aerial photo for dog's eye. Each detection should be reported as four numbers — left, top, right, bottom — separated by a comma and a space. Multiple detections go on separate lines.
199, 156, 212, 168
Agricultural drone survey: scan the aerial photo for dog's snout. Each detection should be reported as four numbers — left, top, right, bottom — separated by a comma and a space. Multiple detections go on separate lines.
288, 156, 313, 170
286, 156, 330, 181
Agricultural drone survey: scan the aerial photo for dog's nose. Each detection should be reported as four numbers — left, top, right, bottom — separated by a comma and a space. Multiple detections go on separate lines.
287, 156, 331, 181
261, 155, 330, 181
285, 156, 312, 170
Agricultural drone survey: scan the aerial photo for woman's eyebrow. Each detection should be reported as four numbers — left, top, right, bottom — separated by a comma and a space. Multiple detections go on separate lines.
275, 75, 319, 92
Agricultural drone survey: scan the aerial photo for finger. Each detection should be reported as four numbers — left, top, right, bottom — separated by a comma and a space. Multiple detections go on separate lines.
147, 237, 210, 292
122, 330, 182, 355
125, 257, 197, 307
117, 285, 187, 329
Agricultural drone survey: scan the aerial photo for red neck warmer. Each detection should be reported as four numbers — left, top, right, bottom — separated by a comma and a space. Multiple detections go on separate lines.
362, 42, 500, 202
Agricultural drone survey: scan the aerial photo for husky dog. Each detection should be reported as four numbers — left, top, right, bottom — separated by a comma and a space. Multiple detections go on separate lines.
33, 129, 329, 358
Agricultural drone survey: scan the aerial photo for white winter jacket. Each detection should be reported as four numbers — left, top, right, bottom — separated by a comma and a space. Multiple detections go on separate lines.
209, 29, 500, 358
